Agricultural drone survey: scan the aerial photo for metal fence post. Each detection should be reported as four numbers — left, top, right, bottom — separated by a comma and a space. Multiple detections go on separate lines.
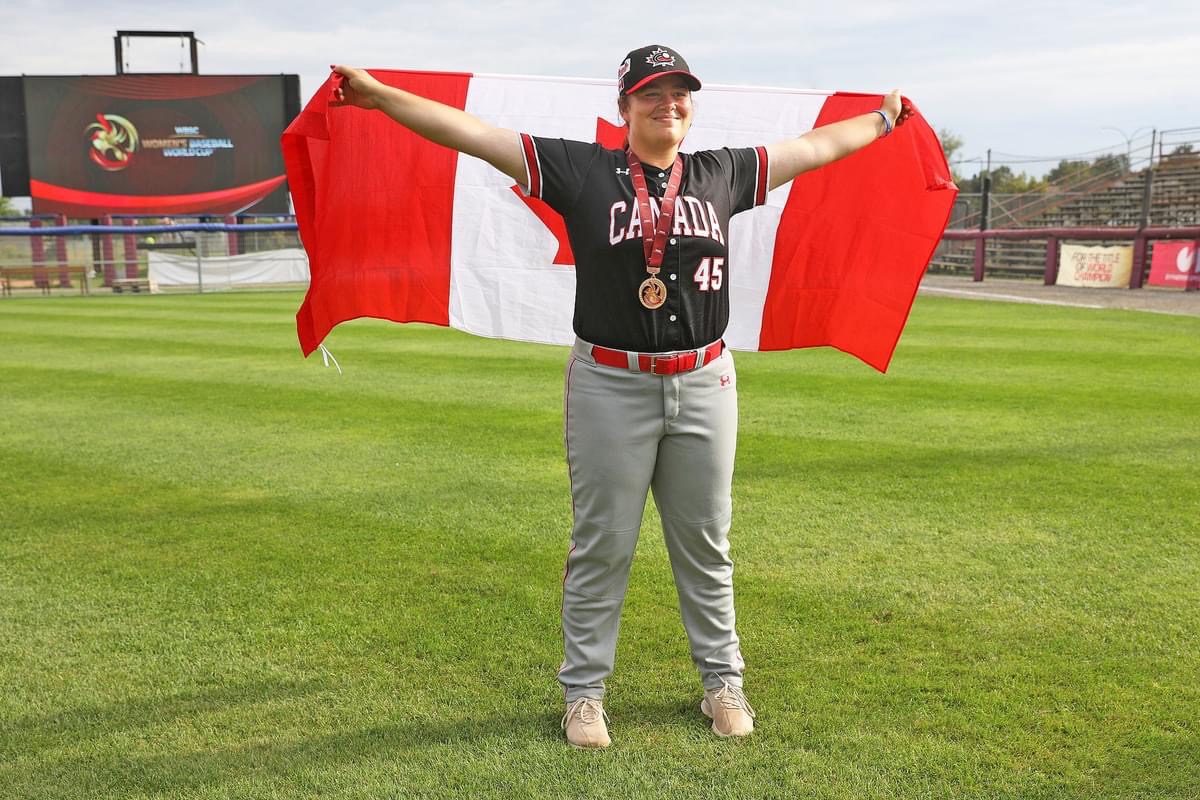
1129, 131, 1158, 291
30, 218, 48, 291
1130, 233, 1149, 289
225, 214, 239, 256
973, 234, 986, 282
1139, 134, 1156, 229
194, 231, 204, 294
54, 213, 70, 288
122, 218, 138, 280
975, 172, 991, 282
100, 215, 116, 287
1043, 236, 1058, 285
90, 218, 102, 286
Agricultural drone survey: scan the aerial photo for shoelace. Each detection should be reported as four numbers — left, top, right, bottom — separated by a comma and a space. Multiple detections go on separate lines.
561, 697, 609, 729
712, 680, 757, 718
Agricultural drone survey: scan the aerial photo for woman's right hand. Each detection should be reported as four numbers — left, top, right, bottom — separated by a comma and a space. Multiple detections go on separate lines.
323, 63, 527, 184
330, 65, 384, 110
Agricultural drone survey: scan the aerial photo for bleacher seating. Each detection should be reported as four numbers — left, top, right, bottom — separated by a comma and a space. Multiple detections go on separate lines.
932, 152, 1200, 277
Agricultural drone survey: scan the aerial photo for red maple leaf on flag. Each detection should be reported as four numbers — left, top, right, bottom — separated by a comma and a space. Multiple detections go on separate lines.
509, 117, 627, 265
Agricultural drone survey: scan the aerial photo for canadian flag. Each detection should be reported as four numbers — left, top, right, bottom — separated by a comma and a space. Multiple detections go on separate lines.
284, 70, 956, 371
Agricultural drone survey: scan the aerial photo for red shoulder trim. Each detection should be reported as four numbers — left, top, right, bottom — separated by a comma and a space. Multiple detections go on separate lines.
520, 133, 541, 198
754, 146, 769, 206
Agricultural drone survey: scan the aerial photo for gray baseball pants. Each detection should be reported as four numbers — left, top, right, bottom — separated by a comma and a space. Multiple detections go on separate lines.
559, 337, 744, 703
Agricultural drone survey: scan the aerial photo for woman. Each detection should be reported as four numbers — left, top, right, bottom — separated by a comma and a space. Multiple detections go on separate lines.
331, 44, 908, 749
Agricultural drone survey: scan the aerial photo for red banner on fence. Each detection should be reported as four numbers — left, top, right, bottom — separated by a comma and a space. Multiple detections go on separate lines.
1148, 241, 1200, 289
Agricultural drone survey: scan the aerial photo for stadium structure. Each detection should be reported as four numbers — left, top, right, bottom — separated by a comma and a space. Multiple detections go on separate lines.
0, 31, 1197, 296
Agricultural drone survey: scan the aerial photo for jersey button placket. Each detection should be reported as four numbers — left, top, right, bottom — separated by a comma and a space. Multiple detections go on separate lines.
669, 239, 682, 349
663, 234, 681, 349
653, 172, 669, 367
666, 194, 684, 423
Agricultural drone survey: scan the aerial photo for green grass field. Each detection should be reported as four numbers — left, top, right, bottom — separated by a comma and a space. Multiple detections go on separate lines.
1, 291, 1197, 799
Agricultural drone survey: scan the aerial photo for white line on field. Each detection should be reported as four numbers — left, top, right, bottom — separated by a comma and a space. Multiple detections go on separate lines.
919, 286, 1106, 309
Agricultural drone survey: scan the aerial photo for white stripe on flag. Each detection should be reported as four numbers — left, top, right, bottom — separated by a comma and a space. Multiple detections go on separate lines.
689, 86, 825, 349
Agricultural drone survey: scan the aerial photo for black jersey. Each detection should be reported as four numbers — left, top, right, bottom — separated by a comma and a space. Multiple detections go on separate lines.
521, 134, 769, 353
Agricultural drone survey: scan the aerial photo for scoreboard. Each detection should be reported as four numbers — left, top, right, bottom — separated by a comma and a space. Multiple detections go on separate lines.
1, 73, 299, 216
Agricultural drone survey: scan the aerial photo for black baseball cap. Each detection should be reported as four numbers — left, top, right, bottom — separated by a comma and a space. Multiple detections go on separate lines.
617, 45, 702, 95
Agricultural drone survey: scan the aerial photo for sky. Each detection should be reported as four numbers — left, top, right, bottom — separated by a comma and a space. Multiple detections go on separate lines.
3, 0, 1199, 195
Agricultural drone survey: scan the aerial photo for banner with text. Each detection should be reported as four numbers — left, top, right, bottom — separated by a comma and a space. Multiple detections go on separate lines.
1057, 244, 1133, 288
1147, 240, 1200, 289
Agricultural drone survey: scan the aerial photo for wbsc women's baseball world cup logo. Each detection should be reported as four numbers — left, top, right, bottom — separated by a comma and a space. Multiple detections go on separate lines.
86, 113, 139, 171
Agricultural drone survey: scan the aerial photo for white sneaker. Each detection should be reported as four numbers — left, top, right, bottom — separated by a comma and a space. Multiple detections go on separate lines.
701, 681, 756, 737
562, 698, 611, 748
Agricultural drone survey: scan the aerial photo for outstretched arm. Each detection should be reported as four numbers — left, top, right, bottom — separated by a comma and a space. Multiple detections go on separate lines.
765, 90, 912, 191
331, 65, 528, 186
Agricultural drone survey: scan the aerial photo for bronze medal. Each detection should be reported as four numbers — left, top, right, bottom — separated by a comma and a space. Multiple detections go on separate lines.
627, 151, 684, 313
639, 277, 667, 309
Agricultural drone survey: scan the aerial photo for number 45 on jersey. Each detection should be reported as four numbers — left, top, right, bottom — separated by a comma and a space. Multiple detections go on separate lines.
694, 257, 724, 292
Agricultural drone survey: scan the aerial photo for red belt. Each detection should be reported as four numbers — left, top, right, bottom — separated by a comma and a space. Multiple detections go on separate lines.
590, 340, 724, 376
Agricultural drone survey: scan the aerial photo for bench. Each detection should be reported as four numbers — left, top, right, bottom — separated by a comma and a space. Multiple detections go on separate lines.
0, 266, 90, 297
112, 277, 151, 294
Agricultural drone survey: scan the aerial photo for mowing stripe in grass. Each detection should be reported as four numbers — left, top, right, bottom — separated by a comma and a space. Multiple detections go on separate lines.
2, 292, 1197, 799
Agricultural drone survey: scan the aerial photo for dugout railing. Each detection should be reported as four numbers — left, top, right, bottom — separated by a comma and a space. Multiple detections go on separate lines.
941, 225, 1200, 289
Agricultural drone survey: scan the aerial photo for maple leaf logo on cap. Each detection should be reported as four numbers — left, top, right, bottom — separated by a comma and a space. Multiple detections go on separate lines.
645, 48, 676, 68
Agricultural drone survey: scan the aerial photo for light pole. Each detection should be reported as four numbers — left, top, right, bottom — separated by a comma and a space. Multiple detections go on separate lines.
1101, 126, 1153, 166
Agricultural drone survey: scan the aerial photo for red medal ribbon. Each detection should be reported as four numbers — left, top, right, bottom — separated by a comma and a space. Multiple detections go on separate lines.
626, 151, 684, 276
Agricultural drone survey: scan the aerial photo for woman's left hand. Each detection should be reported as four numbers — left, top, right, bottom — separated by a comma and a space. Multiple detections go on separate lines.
881, 90, 914, 128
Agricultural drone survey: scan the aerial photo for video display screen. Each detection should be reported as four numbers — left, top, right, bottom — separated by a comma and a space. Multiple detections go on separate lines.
23, 74, 295, 216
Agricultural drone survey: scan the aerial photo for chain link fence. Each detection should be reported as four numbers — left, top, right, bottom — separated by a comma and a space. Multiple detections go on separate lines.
0, 216, 302, 297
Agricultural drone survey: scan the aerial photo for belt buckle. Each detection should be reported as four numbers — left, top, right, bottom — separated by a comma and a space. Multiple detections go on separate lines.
649, 355, 676, 375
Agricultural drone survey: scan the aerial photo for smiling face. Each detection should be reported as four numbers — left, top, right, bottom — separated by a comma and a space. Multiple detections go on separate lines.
619, 74, 693, 157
